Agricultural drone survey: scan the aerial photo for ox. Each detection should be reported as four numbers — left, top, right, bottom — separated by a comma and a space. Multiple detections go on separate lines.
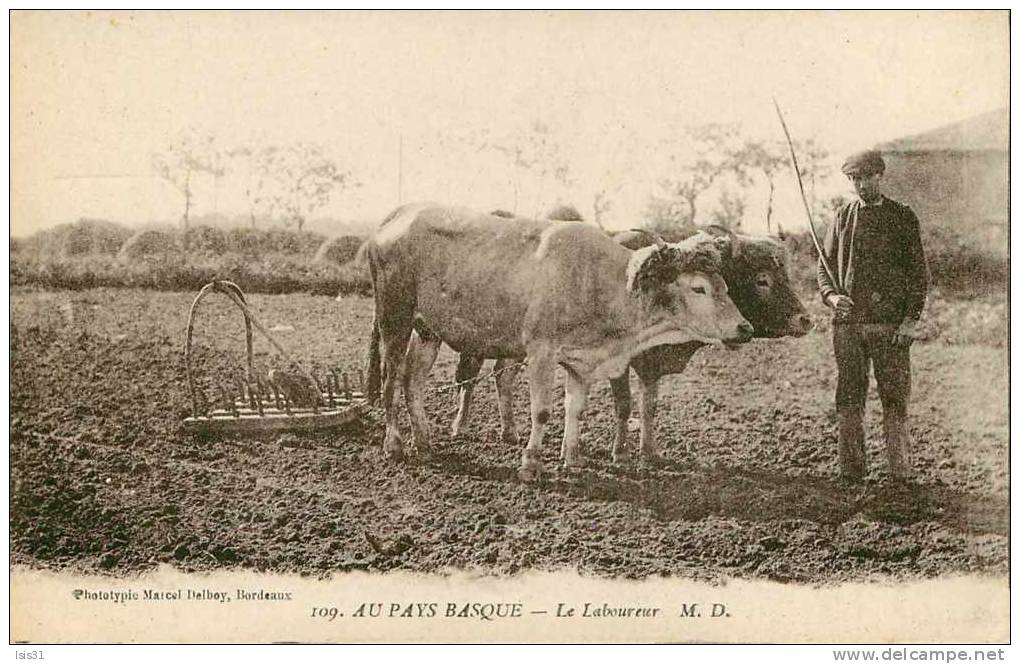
363, 204, 752, 480
439, 226, 813, 462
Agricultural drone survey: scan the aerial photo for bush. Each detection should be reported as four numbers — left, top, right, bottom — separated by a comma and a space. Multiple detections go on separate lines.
921, 225, 1007, 297
312, 235, 365, 265
13, 218, 133, 260
259, 228, 327, 255
117, 229, 179, 262
11, 250, 372, 297
61, 219, 133, 258
178, 225, 228, 256
546, 204, 584, 222
224, 227, 266, 256
219, 227, 327, 257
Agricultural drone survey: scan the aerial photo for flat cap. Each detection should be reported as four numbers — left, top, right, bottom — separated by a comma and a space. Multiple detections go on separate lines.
841, 150, 885, 177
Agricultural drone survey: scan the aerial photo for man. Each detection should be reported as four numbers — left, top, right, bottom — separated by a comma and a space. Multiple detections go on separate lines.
818, 149, 929, 482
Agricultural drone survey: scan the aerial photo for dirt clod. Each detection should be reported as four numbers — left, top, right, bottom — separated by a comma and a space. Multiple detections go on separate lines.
9, 289, 1007, 583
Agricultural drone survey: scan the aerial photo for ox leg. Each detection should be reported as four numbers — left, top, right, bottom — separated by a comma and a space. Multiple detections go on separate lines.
637, 375, 665, 463
494, 359, 523, 446
609, 371, 633, 464
450, 355, 484, 438
403, 329, 441, 454
379, 326, 413, 460
560, 372, 590, 469
375, 285, 415, 460
519, 351, 556, 482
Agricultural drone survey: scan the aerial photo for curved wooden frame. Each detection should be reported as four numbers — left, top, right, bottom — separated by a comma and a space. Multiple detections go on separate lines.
182, 280, 367, 435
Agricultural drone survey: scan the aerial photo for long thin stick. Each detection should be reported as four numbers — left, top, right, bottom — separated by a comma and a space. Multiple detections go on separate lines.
772, 98, 840, 293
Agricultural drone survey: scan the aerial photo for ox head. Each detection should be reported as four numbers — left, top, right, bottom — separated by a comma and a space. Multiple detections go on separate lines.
626, 235, 754, 346
699, 226, 813, 338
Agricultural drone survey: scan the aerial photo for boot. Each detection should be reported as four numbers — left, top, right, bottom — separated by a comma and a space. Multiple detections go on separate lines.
883, 411, 913, 480
837, 410, 867, 482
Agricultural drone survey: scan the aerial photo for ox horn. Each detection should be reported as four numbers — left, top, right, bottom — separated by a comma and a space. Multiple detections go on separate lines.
626, 228, 667, 249
702, 224, 742, 258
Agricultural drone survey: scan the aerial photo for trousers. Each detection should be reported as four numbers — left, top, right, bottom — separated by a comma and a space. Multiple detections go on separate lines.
833, 322, 911, 416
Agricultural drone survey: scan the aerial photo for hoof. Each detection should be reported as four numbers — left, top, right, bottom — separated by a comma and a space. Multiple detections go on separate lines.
500, 430, 519, 447
410, 429, 433, 455
518, 453, 544, 482
888, 468, 916, 484
640, 449, 667, 466
838, 471, 866, 485
382, 429, 404, 457
562, 453, 586, 470
612, 446, 633, 465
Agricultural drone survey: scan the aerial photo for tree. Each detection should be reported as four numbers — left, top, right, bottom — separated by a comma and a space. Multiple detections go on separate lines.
734, 139, 787, 232
590, 174, 627, 230
796, 138, 831, 211
479, 120, 573, 216
644, 196, 691, 234
227, 145, 278, 229
261, 143, 358, 232
591, 189, 612, 229
151, 132, 223, 230
654, 123, 744, 227
709, 185, 748, 229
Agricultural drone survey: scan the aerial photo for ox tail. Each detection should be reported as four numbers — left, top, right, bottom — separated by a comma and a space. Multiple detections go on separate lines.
365, 315, 382, 405
353, 238, 373, 270
363, 240, 383, 405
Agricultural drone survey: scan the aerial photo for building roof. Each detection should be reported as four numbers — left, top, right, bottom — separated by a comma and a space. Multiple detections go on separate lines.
876, 108, 1008, 153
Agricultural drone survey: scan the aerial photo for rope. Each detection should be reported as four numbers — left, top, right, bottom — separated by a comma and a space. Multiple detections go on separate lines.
431, 359, 525, 395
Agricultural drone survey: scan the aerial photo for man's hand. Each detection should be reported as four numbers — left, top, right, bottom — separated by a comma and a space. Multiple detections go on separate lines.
826, 294, 854, 316
893, 319, 917, 346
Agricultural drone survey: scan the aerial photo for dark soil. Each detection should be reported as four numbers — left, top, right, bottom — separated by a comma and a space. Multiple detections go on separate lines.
10, 287, 1008, 583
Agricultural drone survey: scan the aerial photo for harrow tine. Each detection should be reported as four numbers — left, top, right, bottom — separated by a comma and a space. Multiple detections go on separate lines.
197, 384, 211, 416
336, 369, 348, 399
270, 381, 292, 415
252, 377, 265, 416
357, 369, 364, 391
230, 381, 242, 417
234, 372, 248, 408
217, 382, 239, 417
245, 377, 258, 412
326, 372, 335, 408
343, 372, 351, 401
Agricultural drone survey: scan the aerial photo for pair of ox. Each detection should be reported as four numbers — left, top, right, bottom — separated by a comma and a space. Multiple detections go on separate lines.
363, 204, 808, 480
439, 226, 813, 463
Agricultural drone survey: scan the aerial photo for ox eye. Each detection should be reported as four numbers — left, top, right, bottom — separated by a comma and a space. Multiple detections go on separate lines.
692, 286, 707, 295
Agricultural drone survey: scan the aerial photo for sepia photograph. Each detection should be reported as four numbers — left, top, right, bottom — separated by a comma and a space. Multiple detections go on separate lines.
8, 9, 1010, 647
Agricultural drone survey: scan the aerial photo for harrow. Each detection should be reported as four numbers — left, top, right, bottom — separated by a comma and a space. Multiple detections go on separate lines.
182, 280, 369, 435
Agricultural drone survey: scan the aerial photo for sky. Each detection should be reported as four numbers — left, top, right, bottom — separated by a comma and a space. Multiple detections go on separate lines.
10, 10, 1009, 237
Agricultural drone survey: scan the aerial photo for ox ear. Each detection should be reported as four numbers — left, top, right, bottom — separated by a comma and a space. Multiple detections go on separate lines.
702, 224, 741, 259
626, 244, 681, 294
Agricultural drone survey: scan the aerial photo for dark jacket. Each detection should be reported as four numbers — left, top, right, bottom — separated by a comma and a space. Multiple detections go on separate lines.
817, 196, 928, 324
